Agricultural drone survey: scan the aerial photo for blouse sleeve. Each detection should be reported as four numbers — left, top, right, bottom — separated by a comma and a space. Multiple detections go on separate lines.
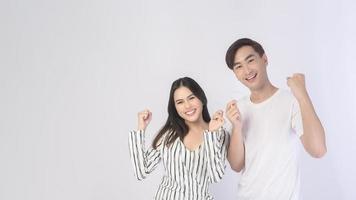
128, 130, 163, 180
203, 128, 230, 183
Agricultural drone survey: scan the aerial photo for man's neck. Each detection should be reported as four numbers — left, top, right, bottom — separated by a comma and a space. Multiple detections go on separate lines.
250, 83, 278, 104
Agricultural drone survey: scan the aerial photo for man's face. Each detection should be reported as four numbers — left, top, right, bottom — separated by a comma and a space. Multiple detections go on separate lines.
232, 45, 269, 91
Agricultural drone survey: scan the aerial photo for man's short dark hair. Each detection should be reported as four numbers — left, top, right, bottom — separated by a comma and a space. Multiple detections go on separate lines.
225, 38, 265, 70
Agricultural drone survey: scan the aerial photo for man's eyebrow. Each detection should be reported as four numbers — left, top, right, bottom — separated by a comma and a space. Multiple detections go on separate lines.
245, 54, 255, 61
233, 54, 255, 66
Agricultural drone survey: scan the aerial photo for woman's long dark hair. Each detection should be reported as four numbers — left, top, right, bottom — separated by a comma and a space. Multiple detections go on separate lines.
152, 77, 211, 149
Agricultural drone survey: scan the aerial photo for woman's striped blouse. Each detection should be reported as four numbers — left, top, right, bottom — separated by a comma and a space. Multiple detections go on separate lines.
128, 128, 229, 200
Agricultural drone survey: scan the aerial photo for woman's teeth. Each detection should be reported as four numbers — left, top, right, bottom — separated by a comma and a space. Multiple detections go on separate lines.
185, 109, 196, 115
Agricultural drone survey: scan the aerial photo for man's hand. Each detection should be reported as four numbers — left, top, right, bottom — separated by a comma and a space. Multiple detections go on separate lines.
287, 73, 308, 101
226, 100, 242, 130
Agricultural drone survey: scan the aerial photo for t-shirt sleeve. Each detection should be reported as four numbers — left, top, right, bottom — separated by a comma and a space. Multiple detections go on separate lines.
291, 98, 303, 137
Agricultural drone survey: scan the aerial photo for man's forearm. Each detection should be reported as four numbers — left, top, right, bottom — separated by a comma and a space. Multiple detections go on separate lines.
299, 93, 327, 158
228, 126, 245, 172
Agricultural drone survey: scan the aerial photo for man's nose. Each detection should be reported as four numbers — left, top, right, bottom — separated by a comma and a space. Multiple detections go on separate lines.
244, 65, 252, 75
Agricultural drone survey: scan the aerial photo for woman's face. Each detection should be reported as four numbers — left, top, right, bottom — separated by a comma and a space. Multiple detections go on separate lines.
173, 86, 203, 123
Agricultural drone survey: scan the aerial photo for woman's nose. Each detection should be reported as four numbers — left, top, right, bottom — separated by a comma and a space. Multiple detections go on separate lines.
184, 101, 191, 108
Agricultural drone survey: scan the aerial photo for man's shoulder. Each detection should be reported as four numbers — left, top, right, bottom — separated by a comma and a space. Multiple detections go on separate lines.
275, 89, 296, 102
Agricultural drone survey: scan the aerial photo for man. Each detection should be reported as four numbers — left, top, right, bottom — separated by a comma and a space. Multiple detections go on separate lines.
224, 38, 327, 200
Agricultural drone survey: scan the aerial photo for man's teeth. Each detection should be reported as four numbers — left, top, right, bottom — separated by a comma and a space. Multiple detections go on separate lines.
246, 74, 257, 80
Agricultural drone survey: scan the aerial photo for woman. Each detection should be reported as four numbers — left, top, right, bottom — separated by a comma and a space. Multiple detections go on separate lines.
128, 77, 229, 200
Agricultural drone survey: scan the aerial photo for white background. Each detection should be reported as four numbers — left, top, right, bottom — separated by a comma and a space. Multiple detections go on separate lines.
1, 0, 356, 199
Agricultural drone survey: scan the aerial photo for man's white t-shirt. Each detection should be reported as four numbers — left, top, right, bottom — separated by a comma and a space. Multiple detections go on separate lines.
236, 89, 303, 200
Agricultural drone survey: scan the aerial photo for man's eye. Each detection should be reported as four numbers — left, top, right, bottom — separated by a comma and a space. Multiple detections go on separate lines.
189, 96, 195, 100
234, 65, 241, 70
248, 59, 255, 63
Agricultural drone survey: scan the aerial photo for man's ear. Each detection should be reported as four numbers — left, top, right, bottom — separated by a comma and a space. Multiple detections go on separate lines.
262, 53, 268, 66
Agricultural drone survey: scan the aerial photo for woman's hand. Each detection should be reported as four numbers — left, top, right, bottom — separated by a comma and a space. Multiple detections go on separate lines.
137, 109, 152, 131
209, 110, 224, 131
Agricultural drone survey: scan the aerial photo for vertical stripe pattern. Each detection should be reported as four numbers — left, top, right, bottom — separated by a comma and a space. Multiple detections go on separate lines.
128, 128, 229, 200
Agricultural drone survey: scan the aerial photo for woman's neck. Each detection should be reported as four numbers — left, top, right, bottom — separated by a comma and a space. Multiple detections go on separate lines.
185, 118, 208, 133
